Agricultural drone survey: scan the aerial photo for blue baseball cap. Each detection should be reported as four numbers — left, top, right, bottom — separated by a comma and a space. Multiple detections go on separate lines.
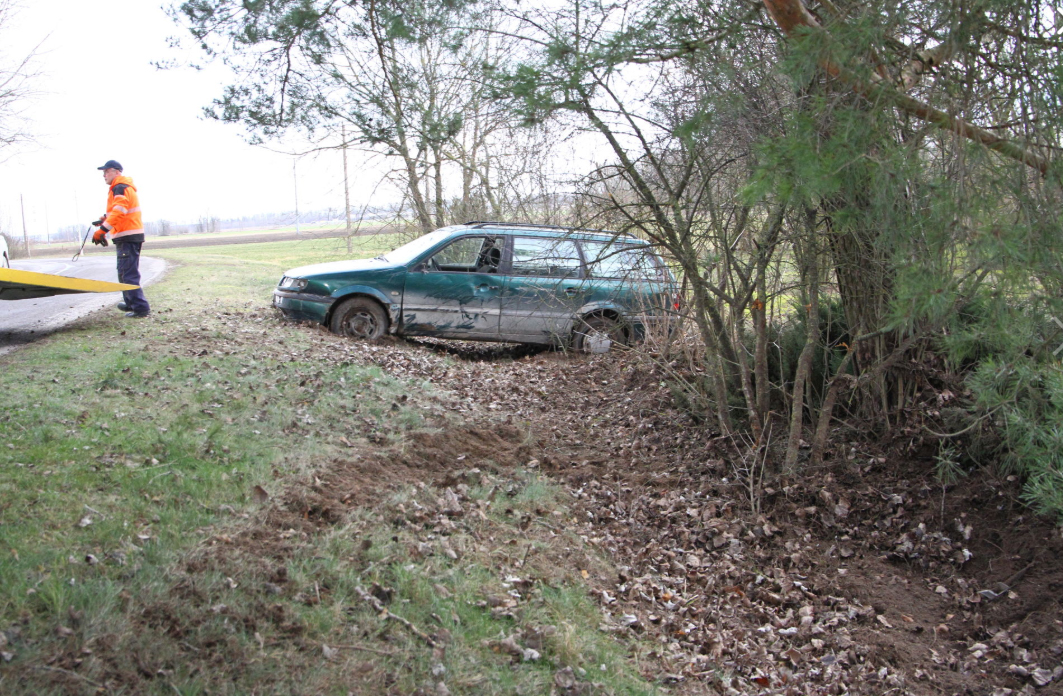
97, 160, 123, 171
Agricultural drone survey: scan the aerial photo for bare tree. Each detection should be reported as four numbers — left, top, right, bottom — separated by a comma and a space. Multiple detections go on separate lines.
0, 0, 38, 158
173, 0, 565, 234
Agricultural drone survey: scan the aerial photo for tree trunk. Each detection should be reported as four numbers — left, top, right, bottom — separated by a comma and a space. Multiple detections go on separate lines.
736, 322, 762, 441
823, 199, 896, 421
785, 209, 821, 469
811, 351, 854, 466
753, 202, 785, 427
433, 145, 445, 228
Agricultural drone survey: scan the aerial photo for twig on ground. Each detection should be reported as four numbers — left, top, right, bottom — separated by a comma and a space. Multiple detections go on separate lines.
519, 543, 534, 568
533, 518, 559, 533
148, 470, 172, 485
328, 643, 397, 656
355, 585, 437, 647
1001, 562, 1035, 592
83, 504, 106, 520
984, 562, 1036, 602
132, 462, 172, 473
33, 665, 104, 689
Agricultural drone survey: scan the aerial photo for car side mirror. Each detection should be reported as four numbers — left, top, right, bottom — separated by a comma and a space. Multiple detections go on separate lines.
411, 263, 427, 273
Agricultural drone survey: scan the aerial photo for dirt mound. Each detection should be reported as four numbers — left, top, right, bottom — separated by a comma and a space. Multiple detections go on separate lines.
283, 423, 531, 515
400, 336, 554, 361
186, 424, 532, 571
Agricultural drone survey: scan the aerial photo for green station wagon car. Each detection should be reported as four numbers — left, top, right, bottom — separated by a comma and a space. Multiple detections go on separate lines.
272, 222, 676, 352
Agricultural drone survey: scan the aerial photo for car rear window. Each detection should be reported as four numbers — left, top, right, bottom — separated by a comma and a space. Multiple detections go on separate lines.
580, 240, 665, 280
510, 237, 582, 278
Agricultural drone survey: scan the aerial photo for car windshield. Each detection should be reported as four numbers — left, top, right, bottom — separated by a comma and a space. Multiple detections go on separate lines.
378, 229, 456, 264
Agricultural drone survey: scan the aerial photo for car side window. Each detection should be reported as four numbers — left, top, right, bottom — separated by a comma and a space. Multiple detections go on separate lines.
428, 236, 503, 273
580, 240, 664, 280
510, 237, 582, 278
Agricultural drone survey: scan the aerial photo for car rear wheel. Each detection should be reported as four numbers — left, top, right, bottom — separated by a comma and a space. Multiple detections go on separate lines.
573, 315, 627, 354
330, 297, 388, 340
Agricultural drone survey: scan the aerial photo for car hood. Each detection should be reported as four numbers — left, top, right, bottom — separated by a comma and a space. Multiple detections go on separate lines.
284, 256, 401, 278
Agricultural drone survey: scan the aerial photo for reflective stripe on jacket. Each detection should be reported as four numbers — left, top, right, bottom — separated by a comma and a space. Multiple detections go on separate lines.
102, 175, 144, 242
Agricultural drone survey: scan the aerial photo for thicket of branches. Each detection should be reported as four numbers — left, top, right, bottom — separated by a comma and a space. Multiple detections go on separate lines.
0, 0, 36, 155
173, 0, 1063, 517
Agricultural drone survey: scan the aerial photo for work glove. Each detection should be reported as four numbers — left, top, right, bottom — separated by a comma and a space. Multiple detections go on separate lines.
92, 229, 109, 246
91, 218, 104, 226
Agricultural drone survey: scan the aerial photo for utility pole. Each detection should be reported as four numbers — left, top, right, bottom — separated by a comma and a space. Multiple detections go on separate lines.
342, 124, 352, 254
293, 159, 301, 235
45, 206, 50, 244
20, 194, 30, 257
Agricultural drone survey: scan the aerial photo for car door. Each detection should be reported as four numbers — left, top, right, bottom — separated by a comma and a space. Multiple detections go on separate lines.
498, 236, 586, 342
401, 235, 505, 338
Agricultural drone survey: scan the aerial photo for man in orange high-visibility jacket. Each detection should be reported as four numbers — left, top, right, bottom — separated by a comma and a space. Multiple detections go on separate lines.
92, 160, 150, 318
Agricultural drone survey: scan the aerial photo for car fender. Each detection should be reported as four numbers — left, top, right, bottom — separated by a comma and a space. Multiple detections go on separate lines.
576, 299, 652, 337
575, 299, 630, 324
330, 285, 401, 329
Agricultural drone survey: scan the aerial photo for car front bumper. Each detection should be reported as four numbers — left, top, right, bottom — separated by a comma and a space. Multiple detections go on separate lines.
272, 289, 334, 324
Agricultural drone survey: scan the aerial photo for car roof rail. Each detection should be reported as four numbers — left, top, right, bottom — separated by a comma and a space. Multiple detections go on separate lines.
463, 221, 637, 237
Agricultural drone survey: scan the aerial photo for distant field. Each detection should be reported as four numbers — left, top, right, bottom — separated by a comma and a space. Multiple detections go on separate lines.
150, 234, 399, 280
23, 223, 406, 260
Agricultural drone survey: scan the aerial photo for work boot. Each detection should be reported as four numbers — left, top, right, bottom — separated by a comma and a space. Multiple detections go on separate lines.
116, 302, 129, 311
125, 311, 149, 319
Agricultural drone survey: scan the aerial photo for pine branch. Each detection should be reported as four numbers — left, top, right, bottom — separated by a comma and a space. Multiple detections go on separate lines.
761, 0, 1058, 182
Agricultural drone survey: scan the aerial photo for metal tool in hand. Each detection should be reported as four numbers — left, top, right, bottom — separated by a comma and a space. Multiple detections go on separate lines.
72, 221, 107, 261
72, 225, 94, 261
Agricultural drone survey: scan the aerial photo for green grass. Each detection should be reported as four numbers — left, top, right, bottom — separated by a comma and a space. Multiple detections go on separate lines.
195, 471, 665, 695
152, 218, 402, 241
152, 234, 396, 274
0, 239, 663, 694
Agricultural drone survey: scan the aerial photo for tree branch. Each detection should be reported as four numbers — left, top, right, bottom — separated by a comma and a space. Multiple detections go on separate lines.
761, 0, 1056, 180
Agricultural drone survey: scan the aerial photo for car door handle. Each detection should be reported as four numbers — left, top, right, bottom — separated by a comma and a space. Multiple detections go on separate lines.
563, 287, 584, 295
477, 284, 500, 291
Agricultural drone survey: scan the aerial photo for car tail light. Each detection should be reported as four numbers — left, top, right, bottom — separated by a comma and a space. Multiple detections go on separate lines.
672, 293, 682, 311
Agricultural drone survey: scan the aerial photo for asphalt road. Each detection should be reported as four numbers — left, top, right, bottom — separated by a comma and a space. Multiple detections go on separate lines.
0, 255, 167, 355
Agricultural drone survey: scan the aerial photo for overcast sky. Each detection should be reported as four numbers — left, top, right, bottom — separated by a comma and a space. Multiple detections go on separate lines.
0, 0, 382, 239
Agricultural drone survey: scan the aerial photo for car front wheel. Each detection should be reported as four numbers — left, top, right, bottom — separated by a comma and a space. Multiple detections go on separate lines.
330, 297, 388, 340
573, 315, 628, 354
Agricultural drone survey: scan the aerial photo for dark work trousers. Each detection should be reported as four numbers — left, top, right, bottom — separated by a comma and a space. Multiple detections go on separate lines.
116, 241, 150, 315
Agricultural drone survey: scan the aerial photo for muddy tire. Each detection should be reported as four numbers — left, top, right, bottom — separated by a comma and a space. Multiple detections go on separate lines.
572, 315, 628, 354
330, 297, 388, 340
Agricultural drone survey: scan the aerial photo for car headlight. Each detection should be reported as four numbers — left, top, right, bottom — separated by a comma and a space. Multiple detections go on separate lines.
279, 276, 308, 291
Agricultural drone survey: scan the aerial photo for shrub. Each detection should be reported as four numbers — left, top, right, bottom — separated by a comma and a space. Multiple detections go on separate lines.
937, 289, 1063, 520
767, 296, 851, 411
965, 356, 1063, 518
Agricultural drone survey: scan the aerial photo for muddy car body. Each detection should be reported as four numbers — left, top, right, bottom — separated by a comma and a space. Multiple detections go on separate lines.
273, 222, 676, 351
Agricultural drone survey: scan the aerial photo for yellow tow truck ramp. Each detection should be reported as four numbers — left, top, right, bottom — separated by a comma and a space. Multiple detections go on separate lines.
0, 268, 139, 301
